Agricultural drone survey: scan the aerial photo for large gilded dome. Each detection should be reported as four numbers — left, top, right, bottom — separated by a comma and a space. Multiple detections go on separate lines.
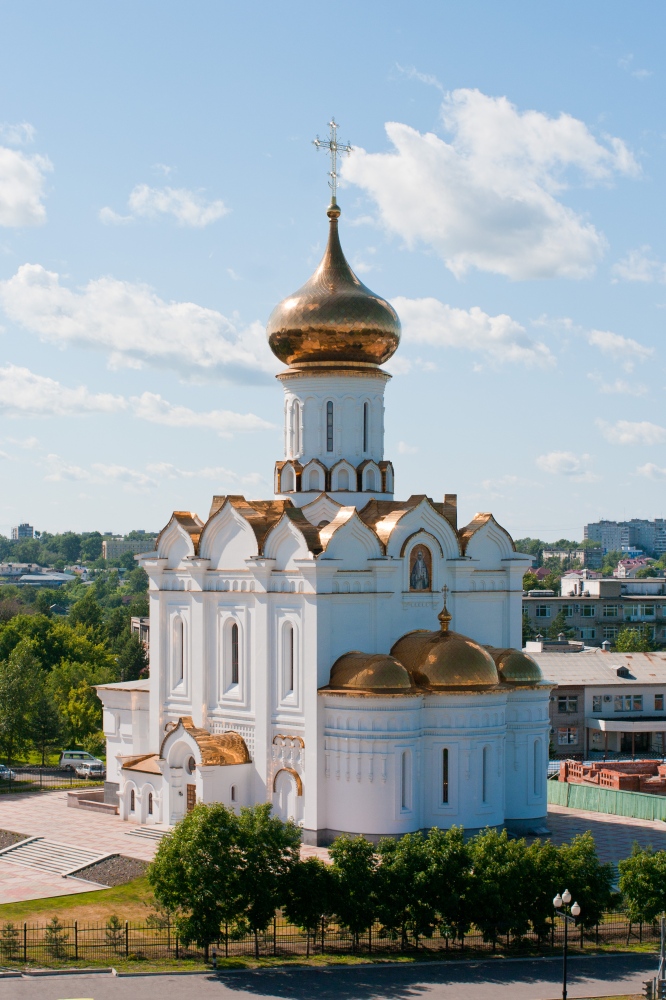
328, 651, 415, 694
391, 629, 499, 690
266, 204, 401, 367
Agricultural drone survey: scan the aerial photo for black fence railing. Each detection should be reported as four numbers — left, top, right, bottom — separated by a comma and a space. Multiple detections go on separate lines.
0, 767, 104, 794
0, 911, 659, 965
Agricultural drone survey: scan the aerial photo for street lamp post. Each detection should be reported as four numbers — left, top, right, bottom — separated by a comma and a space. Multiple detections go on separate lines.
553, 890, 581, 1000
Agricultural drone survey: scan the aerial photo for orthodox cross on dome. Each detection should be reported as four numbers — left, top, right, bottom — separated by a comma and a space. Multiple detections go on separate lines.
438, 585, 452, 634
313, 118, 352, 206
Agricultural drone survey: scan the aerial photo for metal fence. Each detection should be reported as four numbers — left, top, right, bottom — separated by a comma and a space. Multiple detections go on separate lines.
0, 911, 659, 965
0, 767, 103, 794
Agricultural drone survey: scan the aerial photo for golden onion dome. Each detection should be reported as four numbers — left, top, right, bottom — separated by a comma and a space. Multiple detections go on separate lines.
391, 630, 499, 690
266, 203, 401, 367
328, 651, 415, 694
487, 647, 543, 685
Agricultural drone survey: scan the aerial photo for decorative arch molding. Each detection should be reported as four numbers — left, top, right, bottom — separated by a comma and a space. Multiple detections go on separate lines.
319, 509, 384, 566
273, 734, 305, 748
263, 514, 312, 570
198, 500, 258, 569
399, 528, 444, 559
301, 493, 342, 528
462, 514, 515, 564
330, 458, 357, 492
275, 460, 302, 495
357, 459, 382, 492
272, 766, 303, 796
384, 498, 461, 560
301, 458, 328, 493
157, 514, 202, 569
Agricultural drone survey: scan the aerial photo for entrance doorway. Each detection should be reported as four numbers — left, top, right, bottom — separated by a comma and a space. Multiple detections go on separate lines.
620, 732, 650, 755
186, 784, 196, 812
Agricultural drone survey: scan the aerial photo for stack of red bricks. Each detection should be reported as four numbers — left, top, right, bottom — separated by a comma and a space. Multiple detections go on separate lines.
560, 759, 666, 795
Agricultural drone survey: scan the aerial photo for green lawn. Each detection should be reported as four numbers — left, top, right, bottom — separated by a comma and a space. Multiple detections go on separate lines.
0, 876, 154, 924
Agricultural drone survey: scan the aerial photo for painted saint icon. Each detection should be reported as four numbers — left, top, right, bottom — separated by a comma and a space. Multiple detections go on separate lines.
409, 546, 431, 591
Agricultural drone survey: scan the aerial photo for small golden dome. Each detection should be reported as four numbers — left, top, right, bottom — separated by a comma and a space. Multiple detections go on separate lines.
328, 651, 415, 693
391, 630, 499, 690
266, 204, 401, 367
487, 647, 543, 685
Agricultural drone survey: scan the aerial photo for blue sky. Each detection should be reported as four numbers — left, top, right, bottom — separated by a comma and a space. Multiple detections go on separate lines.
0, 1, 664, 541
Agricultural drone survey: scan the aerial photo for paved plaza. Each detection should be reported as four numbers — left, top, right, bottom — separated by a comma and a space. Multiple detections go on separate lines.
1, 791, 666, 904
0, 953, 657, 999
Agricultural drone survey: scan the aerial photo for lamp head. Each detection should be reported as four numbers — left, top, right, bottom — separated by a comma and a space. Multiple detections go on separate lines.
562, 889, 572, 905
553, 894, 563, 908
571, 902, 581, 917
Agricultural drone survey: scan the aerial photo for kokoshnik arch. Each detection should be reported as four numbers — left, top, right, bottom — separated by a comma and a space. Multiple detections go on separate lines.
96, 126, 552, 843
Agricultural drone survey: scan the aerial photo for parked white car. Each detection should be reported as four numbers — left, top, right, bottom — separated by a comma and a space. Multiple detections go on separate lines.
0, 764, 15, 780
74, 761, 106, 780
59, 750, 103, 771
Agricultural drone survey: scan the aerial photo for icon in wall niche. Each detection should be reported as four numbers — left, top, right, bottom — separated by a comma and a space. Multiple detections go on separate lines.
409, 545, 432, 591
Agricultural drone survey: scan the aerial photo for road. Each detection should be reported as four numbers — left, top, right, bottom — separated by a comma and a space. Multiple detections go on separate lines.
0, 953, 657, 1000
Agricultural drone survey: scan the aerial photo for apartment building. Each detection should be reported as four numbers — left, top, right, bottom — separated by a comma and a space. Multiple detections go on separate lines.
585, 519, 666, 558
523, 576, 666, 647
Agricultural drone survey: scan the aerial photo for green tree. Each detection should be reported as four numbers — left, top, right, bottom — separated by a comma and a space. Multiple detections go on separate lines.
557, 832, 614, 928
105, 914, 125, 954
80, 532, 103, 562
376, 832, 435, 949
0, 614, 116, 674
522, 838, 560, 939
47, 660, 112, 745
0, 640, 40, 764
283, 857, 335, 956
116, 632, 148, 681
328, 835, 378, 950
468, 829, 532, 944
0, 922, 19, 960
522, 571, 540, 592
56, 532, 81, 564
522, 611, 536, 645
426, 826, 475, 945
148, 802, 242, 955
69, 593, 104, 635
547, 609, 575, 640
618, 845, 666, 923
235, 803, 301, 957
127, 567, 149, 594
29, 682, 62, 765
44, 916, 69, 959
615, 625, 654, 652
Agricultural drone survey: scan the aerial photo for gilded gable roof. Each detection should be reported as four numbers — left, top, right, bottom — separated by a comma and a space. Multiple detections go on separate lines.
160, 716, 251, 766
459, 512, 516, 554
155, 511, 204, 553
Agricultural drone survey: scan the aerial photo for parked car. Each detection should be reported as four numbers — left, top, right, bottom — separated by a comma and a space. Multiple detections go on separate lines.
0, 764, 15, 780
59, 750, 103, 771
74, 761, 106, 780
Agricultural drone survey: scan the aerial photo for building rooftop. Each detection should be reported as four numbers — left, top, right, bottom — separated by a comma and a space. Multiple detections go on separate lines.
532, 649, 666, 686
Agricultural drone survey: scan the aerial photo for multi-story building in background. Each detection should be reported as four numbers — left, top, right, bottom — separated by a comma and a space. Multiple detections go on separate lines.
523, 575, 666, 648
585, 519, 666, 558
10, 523, 34, 540
102, 537, 156, 560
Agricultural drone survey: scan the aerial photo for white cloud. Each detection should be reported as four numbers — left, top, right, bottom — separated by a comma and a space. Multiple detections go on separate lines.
536, 451, 599, 482
100, 184, 228, 228
597, 419, 666, 445
5, 435, 40, 449
393, 296, 554, 367
131, 392, 273, 437
44, 454, 93, 483
397, 440, 419, 454
0, 364, 126, 417
586, 329, 653, 372
343, 89, 638, 280
587, 374, 648, 396
0, 122, 36, 146
637, 463, 666, 480
0, 146, 52, 227
0, 265, 277, 381
612, 246, 666, 283
618, 54, 653, 79
91, 463, 156, 491
43, 455, 265, 493
146, 462, 264, 487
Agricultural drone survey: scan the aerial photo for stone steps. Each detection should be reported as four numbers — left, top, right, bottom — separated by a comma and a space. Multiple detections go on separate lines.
125, 826, 168, 842
0, 837, 107, 875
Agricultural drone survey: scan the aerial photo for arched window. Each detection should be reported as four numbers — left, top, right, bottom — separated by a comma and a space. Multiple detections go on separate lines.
148, 792, 153, 815
130, 789, 135, 812
308, 469, 320, 492
533, 739, 541, 796
284, 623, 294, 695
231, 785, 237, 802
326, 401, 334, 452
442, 748, 449, 804
401, 750, 411, 810
293, 401, 300, 457
366, 468, 376, 491
363, 402, 369, 453
231, 622, 239, 685
174, 617, 184, 683
482, 746, 490, 804
337, 468, 349, 490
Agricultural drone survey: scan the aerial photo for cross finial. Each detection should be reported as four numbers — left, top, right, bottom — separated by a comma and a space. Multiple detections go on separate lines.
438, 585, 452, 633
313, 118, 352, 208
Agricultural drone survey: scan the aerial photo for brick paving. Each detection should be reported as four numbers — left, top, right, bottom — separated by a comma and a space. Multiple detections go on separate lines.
0, 790, 664, 905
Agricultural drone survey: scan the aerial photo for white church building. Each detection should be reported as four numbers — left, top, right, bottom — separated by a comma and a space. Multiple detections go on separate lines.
97, 190, 552, 844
